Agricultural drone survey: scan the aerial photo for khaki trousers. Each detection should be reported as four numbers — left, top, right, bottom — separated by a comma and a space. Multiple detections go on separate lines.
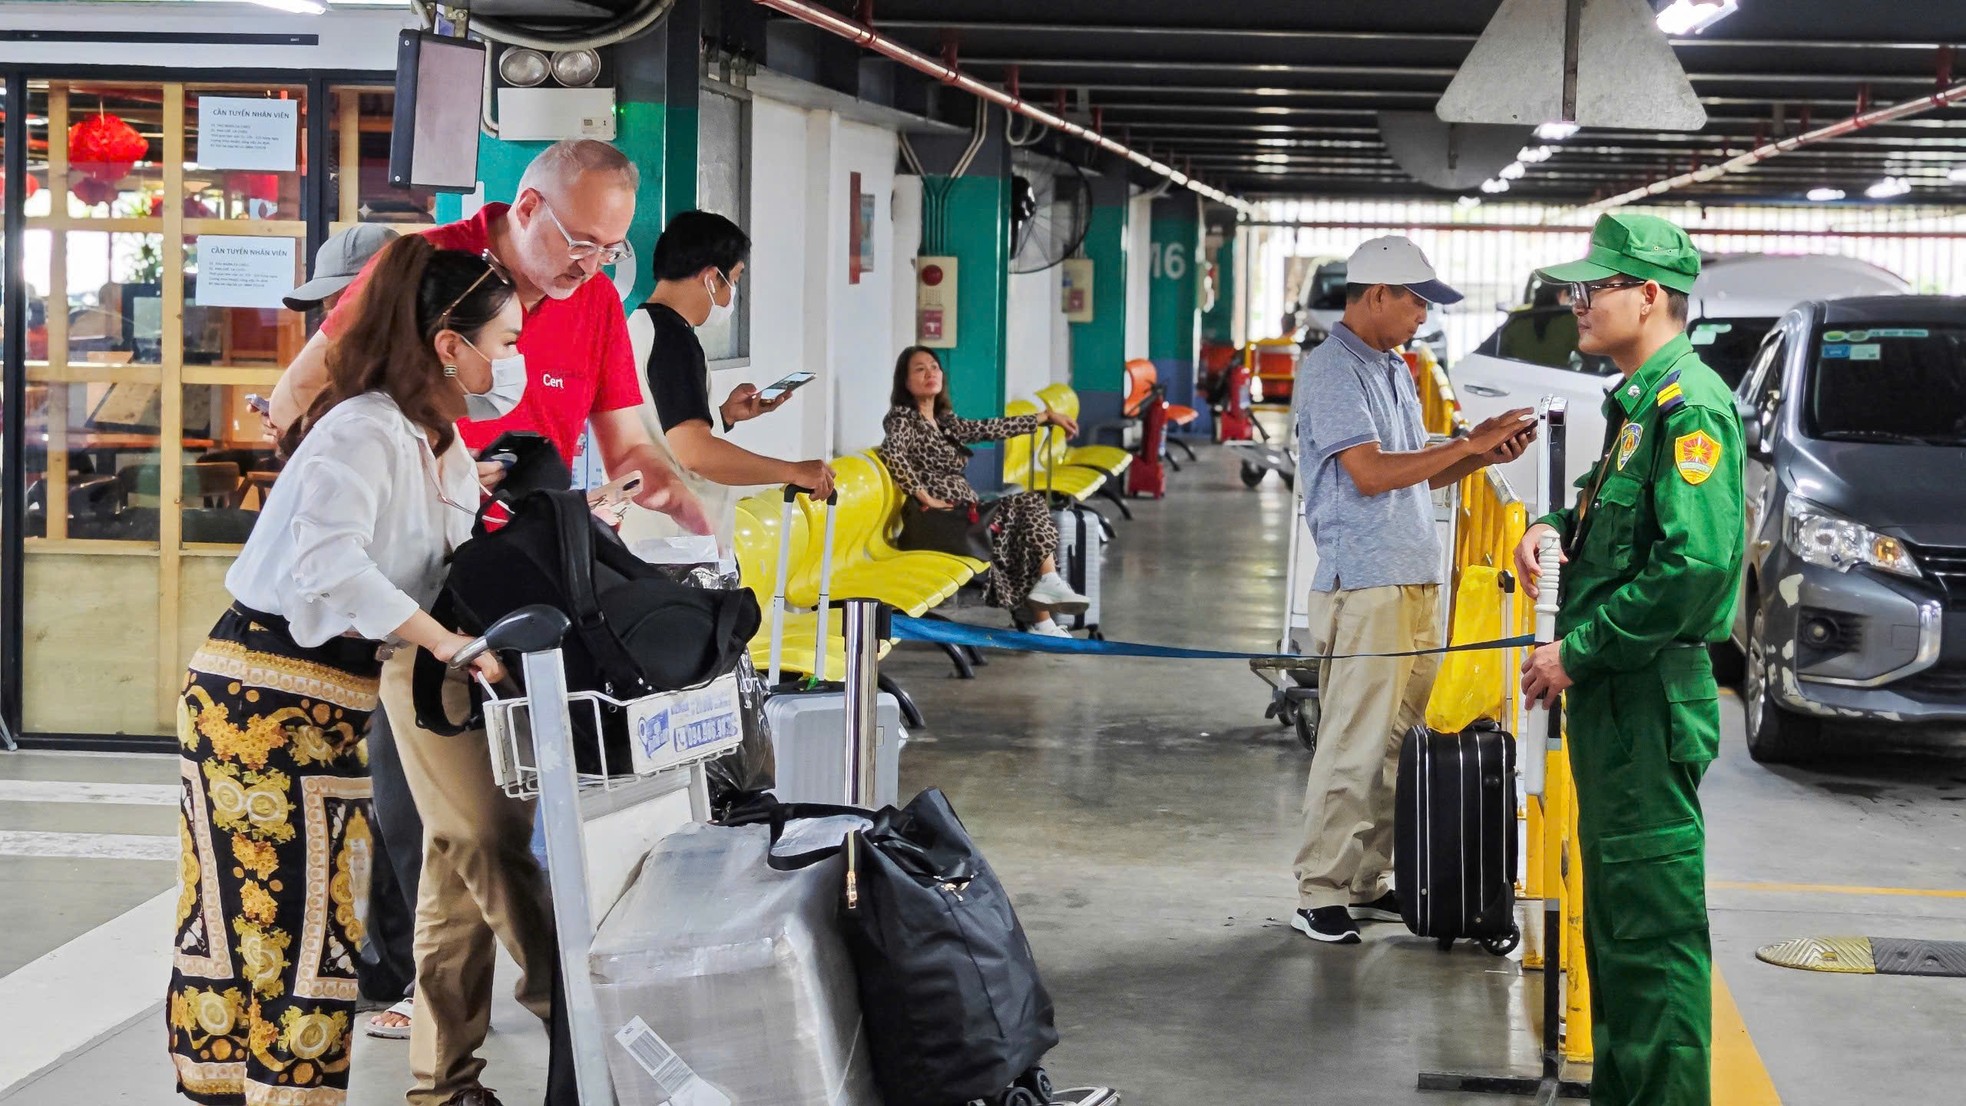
379, 651, 559, 1106
1293, 584, 1442, 911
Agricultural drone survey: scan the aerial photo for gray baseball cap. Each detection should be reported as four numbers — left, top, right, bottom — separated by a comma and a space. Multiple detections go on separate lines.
284, 224, 400, 311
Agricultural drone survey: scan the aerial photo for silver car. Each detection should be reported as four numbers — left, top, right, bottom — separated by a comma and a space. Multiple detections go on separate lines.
1732, 296, 1966, 762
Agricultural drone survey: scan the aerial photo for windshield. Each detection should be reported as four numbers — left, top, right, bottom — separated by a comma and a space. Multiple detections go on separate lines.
1806, 324, 1966, 445
1687, 317, 1777, 390
1474, 306, 1619, 376
1306, 263, 1349, 311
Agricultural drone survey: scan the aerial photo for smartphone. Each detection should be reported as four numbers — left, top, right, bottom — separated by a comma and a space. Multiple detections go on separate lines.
245, 393, 271, 416
587, 470, 644, 523
756, 371, 816, 403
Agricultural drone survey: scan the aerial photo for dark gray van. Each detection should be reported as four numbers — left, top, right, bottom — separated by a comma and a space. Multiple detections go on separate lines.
1732, 296, 1966, 761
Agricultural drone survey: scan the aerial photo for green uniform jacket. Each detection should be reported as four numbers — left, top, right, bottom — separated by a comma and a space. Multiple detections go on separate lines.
1536, 334, 1747, 690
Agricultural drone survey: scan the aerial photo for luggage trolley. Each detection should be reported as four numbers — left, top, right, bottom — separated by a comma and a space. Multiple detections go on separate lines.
449, 604, 748, 1106
450, 603, 1121, 1106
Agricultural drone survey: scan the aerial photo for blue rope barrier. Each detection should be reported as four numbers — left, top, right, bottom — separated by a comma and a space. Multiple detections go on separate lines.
892, 616, 1538, 662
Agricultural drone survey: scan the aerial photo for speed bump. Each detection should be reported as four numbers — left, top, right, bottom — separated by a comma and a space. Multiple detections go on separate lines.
1756, 936, 1966, 977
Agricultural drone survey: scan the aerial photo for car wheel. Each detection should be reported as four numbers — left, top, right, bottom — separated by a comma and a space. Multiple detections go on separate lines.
1744, 604, 1822, 764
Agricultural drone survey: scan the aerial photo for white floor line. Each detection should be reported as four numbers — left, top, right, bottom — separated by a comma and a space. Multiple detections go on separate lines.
0, 830, 177, 861
0, 888, 175, 1097
0, 780, 178, 805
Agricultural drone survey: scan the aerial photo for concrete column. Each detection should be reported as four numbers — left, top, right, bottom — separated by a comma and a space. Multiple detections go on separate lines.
1070, 161, 1130, 438
1148, 193, 1204, 435
909, 111, 1011, 488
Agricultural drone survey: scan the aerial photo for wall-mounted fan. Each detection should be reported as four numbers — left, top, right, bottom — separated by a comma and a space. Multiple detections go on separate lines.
1009, 157, 1090, 275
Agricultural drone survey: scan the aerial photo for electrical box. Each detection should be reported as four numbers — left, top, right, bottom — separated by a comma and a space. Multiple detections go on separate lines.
496, 87, 618, 141
916, 256, 959, 349
1061, 258, 1095, 323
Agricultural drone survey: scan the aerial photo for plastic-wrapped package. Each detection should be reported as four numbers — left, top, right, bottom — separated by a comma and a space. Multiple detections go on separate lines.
589, 822, 879, 1106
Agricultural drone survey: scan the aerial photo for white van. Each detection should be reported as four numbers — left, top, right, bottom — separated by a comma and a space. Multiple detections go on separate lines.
1451, 253, 1910, 497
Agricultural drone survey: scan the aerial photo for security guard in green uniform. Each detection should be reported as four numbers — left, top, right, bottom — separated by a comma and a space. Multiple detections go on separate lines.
1516, 212, 1745, 1106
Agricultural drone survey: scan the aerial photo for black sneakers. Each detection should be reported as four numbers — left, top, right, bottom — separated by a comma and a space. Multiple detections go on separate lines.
1351, 890, 1404, 924
1291, 906, 1361, 944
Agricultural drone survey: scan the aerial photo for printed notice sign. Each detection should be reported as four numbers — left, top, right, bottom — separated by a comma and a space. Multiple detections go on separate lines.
194, 236, 298, 309
197, 97, 299, 171
625, 673, 744, 777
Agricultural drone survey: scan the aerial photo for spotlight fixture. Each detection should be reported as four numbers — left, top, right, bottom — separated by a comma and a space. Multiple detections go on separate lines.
550, 49, 602, 88
1534, 121, 1581, 141
1655, 0, 1739, 36
499, 47, 551, 88
1865, 177, 1911, 199
1806, 187, 1846, 202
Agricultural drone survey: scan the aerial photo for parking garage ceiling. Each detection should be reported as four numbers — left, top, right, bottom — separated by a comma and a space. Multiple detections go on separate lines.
827, 0, 1966, 205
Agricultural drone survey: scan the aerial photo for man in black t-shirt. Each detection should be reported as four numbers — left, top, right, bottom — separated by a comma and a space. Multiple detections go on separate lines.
642, 211, 834, 503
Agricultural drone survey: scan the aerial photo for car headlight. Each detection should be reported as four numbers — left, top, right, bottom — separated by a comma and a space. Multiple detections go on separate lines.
1783, 495, 1920, 578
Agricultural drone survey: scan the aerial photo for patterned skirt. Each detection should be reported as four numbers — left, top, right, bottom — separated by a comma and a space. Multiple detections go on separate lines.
168, 604, 381, 1106
984, 491, 1060, 610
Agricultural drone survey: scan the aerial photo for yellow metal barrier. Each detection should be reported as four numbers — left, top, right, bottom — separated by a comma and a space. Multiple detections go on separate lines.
1421, 364, 1595, 1064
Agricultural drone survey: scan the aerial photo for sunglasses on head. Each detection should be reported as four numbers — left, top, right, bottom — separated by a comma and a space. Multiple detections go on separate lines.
435, 250, 515, 331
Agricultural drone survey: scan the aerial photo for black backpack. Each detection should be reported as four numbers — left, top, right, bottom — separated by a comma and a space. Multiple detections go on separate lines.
414, 488, 761, 775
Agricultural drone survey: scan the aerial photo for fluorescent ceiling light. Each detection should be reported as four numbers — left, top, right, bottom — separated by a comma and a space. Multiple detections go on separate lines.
1480, 178, 1510, 194
1255, 164, 1290, 174
1517, 145, 1555, 164
1456, 195, 1482, 209
1252, 88, 1293, 97
245, 0, 328, 13
1256, 137, 1294, 147
1655, 0, 1738, 36
1949, 166, 1966, 182
1534, 122, 1581, 141
1254, 153, 1291, 164
1254, 106, 1294, 115
1498, 161, 1527, 180
1257, 125, 1296, 133
1866, 177, 1911, 198
1806, 187, 1846, 202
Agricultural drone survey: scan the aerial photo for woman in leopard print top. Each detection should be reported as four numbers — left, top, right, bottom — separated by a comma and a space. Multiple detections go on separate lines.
877, 346, 1091, 636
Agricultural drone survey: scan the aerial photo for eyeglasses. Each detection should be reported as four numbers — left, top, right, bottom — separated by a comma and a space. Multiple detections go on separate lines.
1569, 279, 1647, 310
435, 250, 515, 331
540, 201, 632, 266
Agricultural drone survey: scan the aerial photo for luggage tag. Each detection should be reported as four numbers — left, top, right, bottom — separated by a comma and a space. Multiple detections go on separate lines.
614, 1016, 731, 1106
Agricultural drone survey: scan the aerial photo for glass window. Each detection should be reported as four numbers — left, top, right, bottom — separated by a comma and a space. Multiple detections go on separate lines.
1805, 324, 1966, 446
1688, 316, 1777, 390
1305, 261, 1348, 311
1475, 306, 1619, 377
696, 83, 750, 362
327, 85, 439, 229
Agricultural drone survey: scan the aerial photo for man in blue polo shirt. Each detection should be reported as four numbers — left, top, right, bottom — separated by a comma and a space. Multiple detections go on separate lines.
1290, 236, 1537, 944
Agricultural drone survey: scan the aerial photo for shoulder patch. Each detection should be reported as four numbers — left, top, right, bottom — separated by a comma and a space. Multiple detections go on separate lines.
1674, 430, 1722, 485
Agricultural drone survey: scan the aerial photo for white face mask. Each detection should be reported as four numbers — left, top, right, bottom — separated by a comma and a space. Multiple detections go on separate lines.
457, 338, 527, 422
703, 269, 736, 328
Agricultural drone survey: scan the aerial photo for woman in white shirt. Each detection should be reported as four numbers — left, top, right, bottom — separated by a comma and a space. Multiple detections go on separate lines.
167, 237, 520, 1106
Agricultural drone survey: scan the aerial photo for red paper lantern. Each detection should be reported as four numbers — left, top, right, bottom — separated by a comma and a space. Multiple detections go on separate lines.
68, 112, 149, 204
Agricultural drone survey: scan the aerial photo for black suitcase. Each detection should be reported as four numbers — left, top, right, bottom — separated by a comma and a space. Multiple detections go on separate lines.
1394, 723, 1522, 956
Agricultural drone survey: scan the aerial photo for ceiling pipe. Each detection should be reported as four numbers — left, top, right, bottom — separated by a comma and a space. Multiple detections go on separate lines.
751, 0, 1252, 213
1585, 76, 1966, 211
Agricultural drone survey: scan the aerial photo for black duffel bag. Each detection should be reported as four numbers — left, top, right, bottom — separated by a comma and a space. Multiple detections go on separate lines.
729, 789, 1059, 1106
414, 488, 761, 775
896, 497, 1000, 562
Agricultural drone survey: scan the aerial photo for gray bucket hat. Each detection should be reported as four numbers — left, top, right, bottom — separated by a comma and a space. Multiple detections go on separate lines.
284, 223, 400, 311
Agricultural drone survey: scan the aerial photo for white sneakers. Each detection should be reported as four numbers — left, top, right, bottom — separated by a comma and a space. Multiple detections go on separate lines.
1026, 572, 1090, 614
1028, 618, 1073, 638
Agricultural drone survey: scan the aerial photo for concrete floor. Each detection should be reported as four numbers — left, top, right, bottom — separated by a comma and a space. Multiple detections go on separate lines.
5, 441, 1966, 1105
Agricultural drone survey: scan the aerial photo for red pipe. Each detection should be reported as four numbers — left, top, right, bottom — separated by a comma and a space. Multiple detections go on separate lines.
749, 0, 1251, 212
1589, 76, 1966, 209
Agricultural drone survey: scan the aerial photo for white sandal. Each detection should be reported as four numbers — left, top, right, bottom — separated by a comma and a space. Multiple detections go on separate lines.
366, 997, 414, 1040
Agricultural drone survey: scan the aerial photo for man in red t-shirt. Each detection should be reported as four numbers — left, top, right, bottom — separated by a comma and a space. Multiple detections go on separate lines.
270, 140, 701, 1106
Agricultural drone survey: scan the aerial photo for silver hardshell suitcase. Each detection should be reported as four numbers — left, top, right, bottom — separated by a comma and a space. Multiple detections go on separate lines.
762, 486, 904, 807
1052, 502, 1106, 636
588, 821, 881, 1106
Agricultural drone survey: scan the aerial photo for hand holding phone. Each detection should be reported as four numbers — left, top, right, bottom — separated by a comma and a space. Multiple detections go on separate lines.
755, 371, 815, 404
587, 471, 644, 526
245, 394, 271, 416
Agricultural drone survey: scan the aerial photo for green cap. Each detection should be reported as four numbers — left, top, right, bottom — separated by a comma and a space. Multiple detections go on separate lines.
1538, 212, 1700, 294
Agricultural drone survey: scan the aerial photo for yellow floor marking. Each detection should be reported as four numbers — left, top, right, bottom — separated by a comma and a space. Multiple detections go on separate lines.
1710, 879, 1966, 900
1713, 967, 1782, 1105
